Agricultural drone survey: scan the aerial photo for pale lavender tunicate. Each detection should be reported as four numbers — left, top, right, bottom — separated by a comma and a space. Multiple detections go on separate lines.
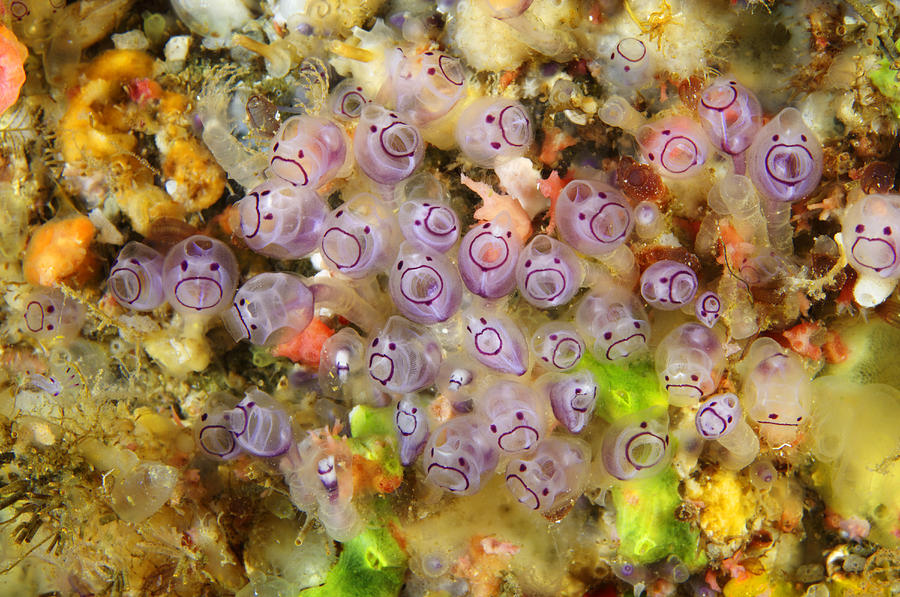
504, 437, 590, 514
162, 235, 239, 316
221, 272, 314, 346
477, 380, 546, 453
268, 115, 347, 189
637, 116, 710, 179
320, 194, 399, 278
841, 193, 900, 279
197, 409, 242, 460
604, 37, 653, 89
575, 287, 650, 362
385, 48, 466, 125
515, 235, 583, 308
389, 242, 463, 324
457, 216, 522, 298
655, 323, 725, 406
318, 327, 366, 398
22, 287, 85, 343
640, 260, 698, 310
531, 322, 585, 371
395, 396, 429, 466
694, 291, 722, 328
555, 179, 634, 255
455, 98, 532, 167
229, 389, 293, 457
696, 77, 762, 156
695, 393, 742, 439
600, 406, 670, 480
398, 200, 460, 253
367, 316, 442, 394
329, 79, 369, 121
423, 414, 498, 495
462, 310, 529, 376
354, 104, 424, 184
235, 178, 328, 259
746, 107, 823, 203
108, 241, 166, 311
541, 370, 598, 434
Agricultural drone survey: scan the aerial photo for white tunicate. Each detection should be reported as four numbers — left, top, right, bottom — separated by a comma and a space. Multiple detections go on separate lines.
108, 461, 179, 523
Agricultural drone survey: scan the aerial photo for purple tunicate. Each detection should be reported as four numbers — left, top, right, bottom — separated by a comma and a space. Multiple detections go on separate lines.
746, 107, 823, 203
318, 328, 366, 399
229, 389, 293, 457
640, 259, 698, 310
457, 215, 522, 298
655, 323, 725, 406
354, 104, 424, 184
22, 287, 85, 343
531, 322, 585, 371
423, 414, 498, 495
504, 437, 590, 514
555, 179, 634, 255
320, 193, 399, 278
162, 235, 239, 317
603, 37, 654, 89
841, 193, 900, 279
389, 242, 463, 324
221, 273, 314, 346
575, 287, 650, 362
108, 241, 166, 311
477, 380, 546, 453
197, 409, 243, 460
367, 316, 442, 394
329, 79, 370, 121
600, 406, 670, 480
317, 455, 338, 493
455, 98, 532, 167
540, 370, 598, 434
385, 48, 466, 126
394, 396, 429, 466
696, 77, 762, 156
398, 200, 460, 253
515, 235, 583, 308
637, 116, 710, 179
695, 393, 742, 439
235, 178, 328, 259
462, 309, 529, 376
436, 355, 477, 395
267, 115, 347, 189
694, 291, 722, 327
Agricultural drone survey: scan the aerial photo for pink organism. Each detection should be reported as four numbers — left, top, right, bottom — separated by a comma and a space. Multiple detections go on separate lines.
841, 193, 900, 279
746, 107, 823, 203
637, 116, 710, 178
267, 115, 347, 189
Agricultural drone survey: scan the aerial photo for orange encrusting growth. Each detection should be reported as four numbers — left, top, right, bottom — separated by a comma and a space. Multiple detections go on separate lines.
0, 25, 27, 115
23, 215, 97, 287
273, 317, 335, 367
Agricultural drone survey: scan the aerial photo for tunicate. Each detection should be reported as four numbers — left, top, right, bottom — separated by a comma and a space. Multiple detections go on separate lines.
655, 323, 725, 406
477, 380, 546, 453
575, 287, 651, 362
540, 370, 597, 434
640, 260, 698, 311
696, 77, 762, 157
423, 415, 498, 495
637, 116, 710, 179
601, 406, 671, 480
385, 48, 466, 125
354, 104, 424, 184
108, 242, 166, 311
694, 291, 722, 327
394, 396, 429, 466
531, 322, 585, 371
504, 437, 590, 514
696, 393, 760, 470
457, 215, 522, 299
455, 98, 532, 167
841, 193, 900, 279
22, 287, 86, 343
462, 309, 529, 376
746, 107, 823, 203
162, 235, 239, 317
329, 79, 369, 121
602, 37, 654, 90
556, 179, 634, 255
267, 115, 347, 189
389, 242, 463, 324
367, 316, 442, 394
515, 235, 583, 308
229, 389, 293, 458
221, 273, 314, 346
320, 194, 399, 278
398, 199, 461, 253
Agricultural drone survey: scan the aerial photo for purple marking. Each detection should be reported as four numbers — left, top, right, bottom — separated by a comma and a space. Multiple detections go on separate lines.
438, 54, 464, 85
468, 232, 509, 270
499, 105, 529, 147
764, 144, 814, 186
660, 136, 699, 174
174, 277, 224, 311
321, 227, 363, 269
400, 265, 444, 304
380, 121, 419, 158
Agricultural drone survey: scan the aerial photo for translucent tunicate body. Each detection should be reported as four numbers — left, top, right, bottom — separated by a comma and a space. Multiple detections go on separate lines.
640, 260, 698, 311
394, 396, 429, 466
196, 397, 243, 461
633, 201, 663, 240
531, 322, 585, 371
235, 178, 328, 259
21, 286, 85, 342
329, 79, 369, 121
221, 273, 314, 346
267, 115, 347, 189
540, 370, 598, 434
423, 415, 498, 495
318, 328, 369, 403
696, 393, 760, 470
228, 389, 293, 457
601, 406, 671, 480
354, 104, 424, 184
515, 235, 583, 308
694, 291, 722, 327
398, 200, 461, 253
162, 235, 239, 317
457, 216, 522, 298
655, 323, 725, 406
367, 316, 442, 394
504, 437, 590, 514
477, 380, 546, 453
389, 242, 463, 324
575, 287, 651, 362
601, 37, 654, 90
462, 310, 529, 376
108, 242, 166, 311
555, 179, 634, 255
841, 193, 900, 279
637, 116, 710, 179
696, 77, 762, 156
746, 107, 823, 203
320, 194, 399, 278
385, 47, 466, 125
455, 98, 532, 167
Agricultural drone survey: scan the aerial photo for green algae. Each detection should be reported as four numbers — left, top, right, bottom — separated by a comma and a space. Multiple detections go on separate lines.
869, 40, 900, 118
348, 405, 403, 481
579, 354, 668, 421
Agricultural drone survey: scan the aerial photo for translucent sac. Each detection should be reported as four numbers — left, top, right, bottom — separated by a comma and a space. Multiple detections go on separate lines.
394, 396, 429, 466
841, 193, 900, 279
746, 107, 823, 203
385, 47, 466, 125
108, 242, 166, 311
640, 260, 698, 311
320, 194, 399, 279
740, 337, 812, 447
318, 328, 367, 401
367, 316, 442, 394
196, 409, 242, 460
354, 104, 424, 184
398, 200, 460, 253
455, 98, 533, 167
229, 389, 293, 457
22, 287, 85, 343
696, 393, 760, 471
267, 115, 347, 189
221, 273, 314, 346
162, 235, 239, 317
235, 178, 328, 259
603, 37, 654, 90
515, 235, 583, 308
696, 77, 762, 156
457, 216, 522, 298
540, 370, 598, 434
694, 291, 722, 328
477, 380, 546, 453
575, 288, 651, 362
655, 323, 725, 406
504, 437, 591, 515
329, 78, 369, 121
601, 406, 671, 480
389, 242, 463, 324
531, 322, 585, 371
637, 116, 710, 179
633, 200, 663, 240
556, 179, 634, 256
424, 415, 498, 495
462, 310, 529, 376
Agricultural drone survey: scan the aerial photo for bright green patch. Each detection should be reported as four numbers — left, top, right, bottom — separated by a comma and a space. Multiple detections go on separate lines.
579, 354, 668, 421
869, 40, 900, 118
